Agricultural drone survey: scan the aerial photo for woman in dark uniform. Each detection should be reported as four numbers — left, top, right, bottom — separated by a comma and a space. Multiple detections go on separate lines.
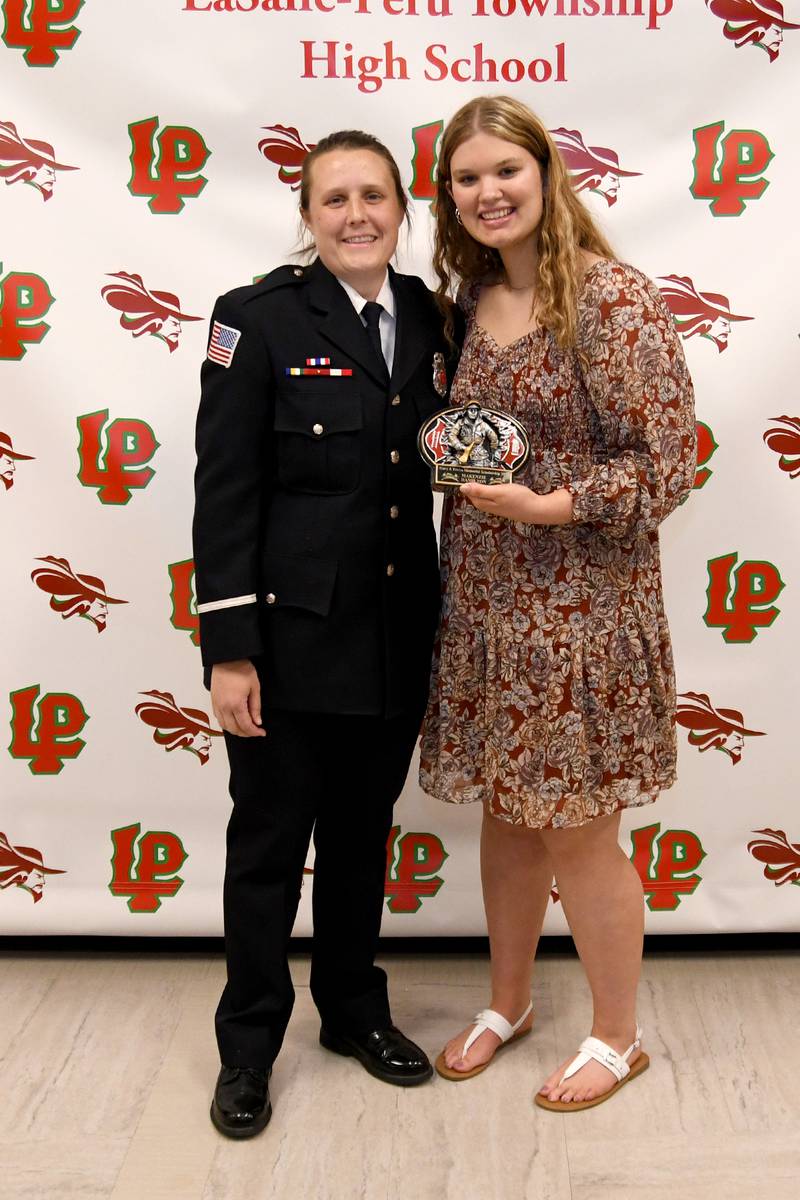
193, 131, 456, 1138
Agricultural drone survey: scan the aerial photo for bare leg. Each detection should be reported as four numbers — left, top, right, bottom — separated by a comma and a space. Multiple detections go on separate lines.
442, 807, 553, 1071
537, 812, 645, 1103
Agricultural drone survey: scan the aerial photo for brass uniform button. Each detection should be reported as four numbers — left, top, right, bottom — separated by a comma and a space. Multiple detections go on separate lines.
312, 423, 324, 435
266, 593, 277, 605
391, 395, 401, 406
386, 564, 395, 577
389, 505, 399, 519
390, 450, 400, 464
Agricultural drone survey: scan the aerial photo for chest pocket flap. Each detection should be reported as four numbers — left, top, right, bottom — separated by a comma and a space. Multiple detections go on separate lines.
274, 392, 363, 436
274, 393, 363, 494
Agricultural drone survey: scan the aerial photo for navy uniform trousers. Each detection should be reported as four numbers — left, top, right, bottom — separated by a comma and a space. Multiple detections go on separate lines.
218, 708, 422, 1068
192, 259, 456, 1069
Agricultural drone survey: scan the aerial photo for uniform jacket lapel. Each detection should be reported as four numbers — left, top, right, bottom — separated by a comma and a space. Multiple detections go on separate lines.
306, 259, 388, 389
389, 268, 429, 396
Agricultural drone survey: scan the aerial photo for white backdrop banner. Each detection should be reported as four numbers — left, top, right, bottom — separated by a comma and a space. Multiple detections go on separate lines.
2, 0, 799, 934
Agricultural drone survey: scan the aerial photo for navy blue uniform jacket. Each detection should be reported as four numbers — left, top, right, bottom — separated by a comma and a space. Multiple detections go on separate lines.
192, 258, 458, 718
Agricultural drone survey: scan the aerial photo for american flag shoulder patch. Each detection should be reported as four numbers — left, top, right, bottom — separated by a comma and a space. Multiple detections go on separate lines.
207, 320, 242, 368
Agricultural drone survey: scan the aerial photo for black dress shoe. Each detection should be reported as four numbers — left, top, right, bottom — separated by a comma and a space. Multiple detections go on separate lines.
210, 1066, 272, 1138
319, 1024, 433, 1086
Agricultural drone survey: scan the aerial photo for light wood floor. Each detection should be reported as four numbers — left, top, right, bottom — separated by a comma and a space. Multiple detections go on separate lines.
1, 950, 798, 1199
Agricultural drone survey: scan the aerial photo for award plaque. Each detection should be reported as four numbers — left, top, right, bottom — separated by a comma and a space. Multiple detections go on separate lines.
418, 403, 531, 491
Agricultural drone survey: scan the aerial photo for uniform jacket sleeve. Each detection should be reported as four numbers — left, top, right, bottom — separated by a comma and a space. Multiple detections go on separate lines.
192, 292, 272, 666
566, 264, 697, 540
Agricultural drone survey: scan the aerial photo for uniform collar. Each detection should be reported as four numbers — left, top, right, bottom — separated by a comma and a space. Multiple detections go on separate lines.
304, 260, 394, 388
335, 272, 396, 321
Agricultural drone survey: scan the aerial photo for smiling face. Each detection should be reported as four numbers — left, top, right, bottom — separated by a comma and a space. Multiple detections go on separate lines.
449, 130, 545, 256
301, 149, 404, 297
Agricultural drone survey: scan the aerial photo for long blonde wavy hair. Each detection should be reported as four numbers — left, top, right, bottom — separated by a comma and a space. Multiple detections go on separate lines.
433, 96, 615, 350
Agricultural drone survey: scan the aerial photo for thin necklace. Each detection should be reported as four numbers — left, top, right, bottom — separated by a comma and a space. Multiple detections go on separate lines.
504, 278, 536, 292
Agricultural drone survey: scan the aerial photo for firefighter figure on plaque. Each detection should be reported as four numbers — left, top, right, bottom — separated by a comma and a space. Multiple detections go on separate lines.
418, 401, 530, 490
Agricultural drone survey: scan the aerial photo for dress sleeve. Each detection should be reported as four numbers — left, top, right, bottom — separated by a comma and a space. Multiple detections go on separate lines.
566, 263, 697, 540
455, 279, 480, 318
192, 292, 272, 667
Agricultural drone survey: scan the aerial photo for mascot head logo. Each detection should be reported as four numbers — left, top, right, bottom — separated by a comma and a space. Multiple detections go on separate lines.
101, 272, 201, 353
676, 691, 764, 765
747, 828, 800, 886
763, 416, 800, 478
31, 555, 127, 632
0, 120, 77, 199
0, 430, 34, 490
706, 0, 799, 61
550, 128, 641, 207
134, 690, 221, 765
257, 124, 315, 190
0, 832, 65, 903
657, 275, 752, 352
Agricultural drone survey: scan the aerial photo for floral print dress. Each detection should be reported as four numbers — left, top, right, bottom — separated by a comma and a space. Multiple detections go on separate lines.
419, 260, 697, 829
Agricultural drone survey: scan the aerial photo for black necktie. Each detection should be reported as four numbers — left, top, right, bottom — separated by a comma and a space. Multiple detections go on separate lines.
361, 301, 388, 379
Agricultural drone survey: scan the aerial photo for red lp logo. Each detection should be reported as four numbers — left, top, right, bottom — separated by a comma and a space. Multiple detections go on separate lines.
691, 121, 773, 216
694, 421, 718, 490
630, 823, 706, 911
109, 824, 188, 913
384, 825, 447, 914
168, 559, 200, 646
409, 120, 443, 201
128, 116, 210, 214
1, 0, 83, 67
0, 265, 54, 360
705, 551, 784, 643
9, 684, 88, 774
77, 409, 159, 505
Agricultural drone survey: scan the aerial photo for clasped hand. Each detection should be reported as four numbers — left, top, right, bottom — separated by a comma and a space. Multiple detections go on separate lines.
211, 659, 266, 737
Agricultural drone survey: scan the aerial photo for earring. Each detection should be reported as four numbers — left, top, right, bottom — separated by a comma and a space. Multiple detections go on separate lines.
455, 207, 462, 225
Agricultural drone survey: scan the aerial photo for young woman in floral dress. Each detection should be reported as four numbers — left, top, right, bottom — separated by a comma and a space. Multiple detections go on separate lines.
419, 96, 696, 1111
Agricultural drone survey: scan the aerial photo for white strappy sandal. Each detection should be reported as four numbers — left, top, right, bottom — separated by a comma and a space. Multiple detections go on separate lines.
535, 1025, 649, 1111
435, 1002, 534, 1081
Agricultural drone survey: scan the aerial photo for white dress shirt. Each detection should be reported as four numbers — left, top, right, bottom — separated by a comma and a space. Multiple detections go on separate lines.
336, 273, 396, 374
